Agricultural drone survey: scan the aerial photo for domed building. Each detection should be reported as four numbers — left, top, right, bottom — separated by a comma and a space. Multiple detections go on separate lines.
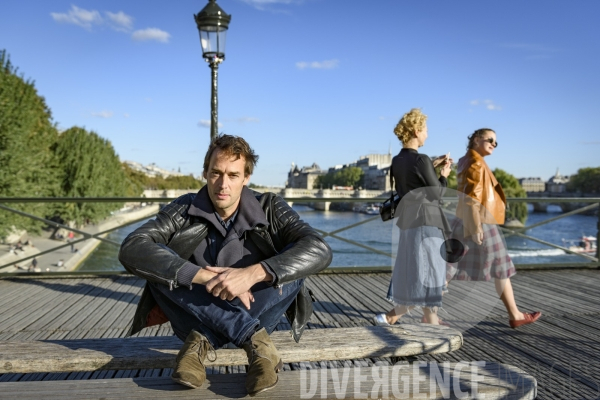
546, 168, 570, 193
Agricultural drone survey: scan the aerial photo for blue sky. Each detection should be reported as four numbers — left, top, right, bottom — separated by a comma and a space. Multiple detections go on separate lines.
2, 1, 599, 186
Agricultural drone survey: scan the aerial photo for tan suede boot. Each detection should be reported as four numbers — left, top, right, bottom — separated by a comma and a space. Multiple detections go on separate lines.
242, 328, 283, 396
171, 330, 216, 388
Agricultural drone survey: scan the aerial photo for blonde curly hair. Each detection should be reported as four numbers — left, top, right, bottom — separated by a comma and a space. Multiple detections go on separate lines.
394, 108, 427, 145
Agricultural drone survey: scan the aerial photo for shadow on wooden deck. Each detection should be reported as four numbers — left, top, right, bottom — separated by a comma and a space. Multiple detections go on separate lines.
0, 269, 599, 399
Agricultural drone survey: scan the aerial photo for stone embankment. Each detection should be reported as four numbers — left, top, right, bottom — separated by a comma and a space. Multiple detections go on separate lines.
0, 204, 159, 273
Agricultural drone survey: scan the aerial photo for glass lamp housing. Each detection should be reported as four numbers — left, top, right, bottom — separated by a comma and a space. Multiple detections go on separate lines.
194, 0, 231, 61
199, 27, 228, 60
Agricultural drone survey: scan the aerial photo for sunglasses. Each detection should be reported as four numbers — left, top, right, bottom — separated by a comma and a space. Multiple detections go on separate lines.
482, 137, 498, 148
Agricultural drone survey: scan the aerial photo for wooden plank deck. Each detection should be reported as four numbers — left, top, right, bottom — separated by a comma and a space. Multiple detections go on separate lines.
0, 363, 537, 399
0, 325, 462, 373
1, 270, 599, 399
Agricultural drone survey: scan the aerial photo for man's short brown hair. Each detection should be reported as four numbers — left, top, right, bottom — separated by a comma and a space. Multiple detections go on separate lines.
203, 134, 259, 176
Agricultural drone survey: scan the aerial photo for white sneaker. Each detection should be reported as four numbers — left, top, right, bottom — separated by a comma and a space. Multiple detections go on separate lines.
373, 313, 390, 326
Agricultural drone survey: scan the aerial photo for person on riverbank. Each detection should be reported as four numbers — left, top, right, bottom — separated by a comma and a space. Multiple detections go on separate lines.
374, 108, 452, 326
28, 257, 38, 272
119, 134, 332, 396
67, 231, 75, 252
447, 128, 541, 328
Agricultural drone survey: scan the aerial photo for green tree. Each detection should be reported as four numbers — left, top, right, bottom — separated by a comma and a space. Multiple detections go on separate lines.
156, 175, 204, 190
0, 50, 60, 238
446, 169, 457, 190
315, 167, 364, 189
314, 172, 333, 189
567, 167, 600, 194
52, 127, 129, 226
122, 163, 147, 197
123, 165, 205, 192
493, 168, 528, 224
336, 167, 364, 188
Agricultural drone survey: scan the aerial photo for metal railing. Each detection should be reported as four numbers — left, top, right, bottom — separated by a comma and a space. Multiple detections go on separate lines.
0, 196, 598, 275
499, 198, 599, 267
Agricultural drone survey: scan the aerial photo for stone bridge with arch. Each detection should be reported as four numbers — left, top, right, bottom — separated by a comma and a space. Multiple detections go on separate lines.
281, 188, 387, 211
526, 192, 599, 214
142, 188, 389, 212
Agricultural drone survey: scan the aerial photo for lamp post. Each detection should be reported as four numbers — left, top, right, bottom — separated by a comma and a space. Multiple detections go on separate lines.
194, 0, 231, 142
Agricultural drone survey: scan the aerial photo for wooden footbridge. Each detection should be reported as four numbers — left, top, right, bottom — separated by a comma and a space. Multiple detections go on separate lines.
0, 269, 599, 398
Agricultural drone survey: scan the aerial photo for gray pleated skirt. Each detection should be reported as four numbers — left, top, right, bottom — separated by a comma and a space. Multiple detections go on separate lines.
386, 225, 445, 308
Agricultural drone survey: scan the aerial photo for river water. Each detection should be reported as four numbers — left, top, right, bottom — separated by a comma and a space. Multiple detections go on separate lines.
79, 204, 598, 272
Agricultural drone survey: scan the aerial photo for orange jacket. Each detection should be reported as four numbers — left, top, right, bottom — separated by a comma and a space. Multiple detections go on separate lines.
456, 149, 507, 236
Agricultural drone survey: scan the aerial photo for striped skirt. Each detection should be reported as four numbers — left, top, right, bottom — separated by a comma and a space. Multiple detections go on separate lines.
446, 220, 516, 282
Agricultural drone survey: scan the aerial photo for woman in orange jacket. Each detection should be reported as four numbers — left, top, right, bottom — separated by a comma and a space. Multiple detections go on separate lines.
448, 128, 541, 328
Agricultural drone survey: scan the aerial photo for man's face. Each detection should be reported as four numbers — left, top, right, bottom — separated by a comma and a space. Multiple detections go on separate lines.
203, 149, 250, 219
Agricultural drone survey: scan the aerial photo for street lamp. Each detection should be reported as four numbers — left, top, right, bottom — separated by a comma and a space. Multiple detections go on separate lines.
194, 0, 232, 142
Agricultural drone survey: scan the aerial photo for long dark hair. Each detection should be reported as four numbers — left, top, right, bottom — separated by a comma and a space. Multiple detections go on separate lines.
467, 128, 495, 151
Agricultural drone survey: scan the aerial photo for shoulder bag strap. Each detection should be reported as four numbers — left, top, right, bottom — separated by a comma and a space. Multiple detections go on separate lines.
389, 168, 395, 218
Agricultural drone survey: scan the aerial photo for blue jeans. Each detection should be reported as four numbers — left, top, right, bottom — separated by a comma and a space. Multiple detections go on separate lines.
149, 279, 303, 348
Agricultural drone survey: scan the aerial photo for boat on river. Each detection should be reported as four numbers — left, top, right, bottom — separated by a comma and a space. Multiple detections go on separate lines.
352, 204, 381, 215
565, 236, 598, 255
364, 206, 380, 215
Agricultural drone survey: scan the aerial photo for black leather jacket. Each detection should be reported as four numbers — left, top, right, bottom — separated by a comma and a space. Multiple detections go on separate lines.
119, 190, 332, 342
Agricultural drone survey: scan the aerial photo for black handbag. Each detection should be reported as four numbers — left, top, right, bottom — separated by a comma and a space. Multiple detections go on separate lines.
380, 168, 402, 221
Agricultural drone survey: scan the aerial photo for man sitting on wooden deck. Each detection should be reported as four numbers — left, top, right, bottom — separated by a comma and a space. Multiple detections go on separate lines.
118, 135, 332, 396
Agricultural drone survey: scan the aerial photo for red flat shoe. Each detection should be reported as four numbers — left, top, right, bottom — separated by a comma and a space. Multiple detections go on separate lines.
509, 311, 541, 329
421, 315, 450, 326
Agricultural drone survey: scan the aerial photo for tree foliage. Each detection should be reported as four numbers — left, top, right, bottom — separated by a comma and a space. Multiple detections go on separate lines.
567, 167, 600, 194
122, 164, 204, 192
121, 164, 147, 197
315, 167, 364, 189
0, 50, 60, 236
0, 51, 207, 238
148, 175, 204, 191
493, 168, 528, 224
446, 169, 457, 190
52, 127, 130, 225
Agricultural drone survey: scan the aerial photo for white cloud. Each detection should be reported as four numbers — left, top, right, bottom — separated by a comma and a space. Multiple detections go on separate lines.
123, 113, 130, 118
469, 99, 502, 111
296, 59, 339, 70
483, 99, 502, 111
241, 0, 302, 10
105, 11, 134, 32
198, 120, 223, 129
51, 7, 169, 42
91, 111, 113, 118
132, 28, 171, 43
51, 6, 102, 29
